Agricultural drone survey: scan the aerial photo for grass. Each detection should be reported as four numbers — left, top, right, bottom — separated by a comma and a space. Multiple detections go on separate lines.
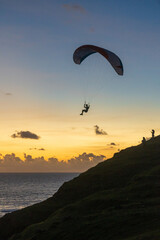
0, 136, 160, 240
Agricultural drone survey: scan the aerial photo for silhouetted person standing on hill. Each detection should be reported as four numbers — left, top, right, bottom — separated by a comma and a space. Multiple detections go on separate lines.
142, 137, 146, 146
151, 129, 155, 138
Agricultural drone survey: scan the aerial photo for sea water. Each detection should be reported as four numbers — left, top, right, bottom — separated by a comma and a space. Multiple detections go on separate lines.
0, 172, 79, 218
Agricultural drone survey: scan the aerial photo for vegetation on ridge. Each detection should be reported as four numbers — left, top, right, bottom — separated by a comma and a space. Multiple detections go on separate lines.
0, 136, 160, 240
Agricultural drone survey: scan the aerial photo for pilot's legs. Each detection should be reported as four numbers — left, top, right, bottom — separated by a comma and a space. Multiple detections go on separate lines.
80, 109, 85, 115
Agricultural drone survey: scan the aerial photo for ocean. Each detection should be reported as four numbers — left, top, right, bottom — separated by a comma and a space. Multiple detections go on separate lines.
0, 172, 79, 218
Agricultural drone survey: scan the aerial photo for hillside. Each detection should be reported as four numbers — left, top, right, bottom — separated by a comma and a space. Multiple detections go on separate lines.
0, 136, 160, 240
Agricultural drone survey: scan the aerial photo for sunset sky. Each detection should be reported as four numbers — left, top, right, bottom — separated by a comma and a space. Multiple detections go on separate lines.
0, 0, 160, 171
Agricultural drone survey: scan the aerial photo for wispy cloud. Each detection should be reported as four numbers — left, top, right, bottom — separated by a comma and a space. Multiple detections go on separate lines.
0, 153, 106, 172
11, 131, 40, 140
62, 4, 86, 14
89, 27, 95, 32
108, 142, 119, 146
5, 92, 12, 96
0, 90, 12, 96
94, 125, 107, 135
106, 143, 119, 149
29, 148, 45, 151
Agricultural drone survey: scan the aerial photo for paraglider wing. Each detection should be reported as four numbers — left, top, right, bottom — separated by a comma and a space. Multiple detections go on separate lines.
73, 45, 123, 75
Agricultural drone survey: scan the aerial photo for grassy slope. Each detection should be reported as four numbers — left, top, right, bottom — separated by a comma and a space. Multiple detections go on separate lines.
0, 137, 160, 240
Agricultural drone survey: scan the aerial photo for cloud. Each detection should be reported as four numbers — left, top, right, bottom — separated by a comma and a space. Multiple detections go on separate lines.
106, 143, 119, 149
107, 142, 119, 146
62, 4, 86, 14
94, 125, 107, 135
89, 27, 95, 33
0, 153, 106, 172
39, 148, 45, 151
29, 148, 45, 151
110, 142, 116, 145
11, 131, 40, 140
0, 90, 12, 96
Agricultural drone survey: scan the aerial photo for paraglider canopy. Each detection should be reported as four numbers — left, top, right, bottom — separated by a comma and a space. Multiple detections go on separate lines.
73, 44, 123, 75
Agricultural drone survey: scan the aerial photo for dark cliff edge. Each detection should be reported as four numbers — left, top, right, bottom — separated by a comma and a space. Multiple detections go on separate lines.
0, 136, 160, 240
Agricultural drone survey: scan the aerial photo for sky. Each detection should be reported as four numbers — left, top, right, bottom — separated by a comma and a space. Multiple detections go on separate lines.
0, 0, 160, 172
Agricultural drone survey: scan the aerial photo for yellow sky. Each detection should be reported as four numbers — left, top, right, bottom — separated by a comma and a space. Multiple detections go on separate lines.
0, 102, 158, 161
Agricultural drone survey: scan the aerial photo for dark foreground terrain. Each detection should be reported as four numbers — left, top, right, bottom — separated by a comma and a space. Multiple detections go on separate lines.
0, 136, 160, 240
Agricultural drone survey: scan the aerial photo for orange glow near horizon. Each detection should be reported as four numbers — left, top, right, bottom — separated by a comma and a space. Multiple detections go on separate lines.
0, 122, 151, 162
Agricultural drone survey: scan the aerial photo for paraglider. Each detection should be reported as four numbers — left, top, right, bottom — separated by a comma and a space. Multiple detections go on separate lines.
80, 102, 90, 115
73, 44, 123, 115
73, 44, 123, 75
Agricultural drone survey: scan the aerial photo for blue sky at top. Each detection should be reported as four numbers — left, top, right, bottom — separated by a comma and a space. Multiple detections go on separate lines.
0, 0, 160, 161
